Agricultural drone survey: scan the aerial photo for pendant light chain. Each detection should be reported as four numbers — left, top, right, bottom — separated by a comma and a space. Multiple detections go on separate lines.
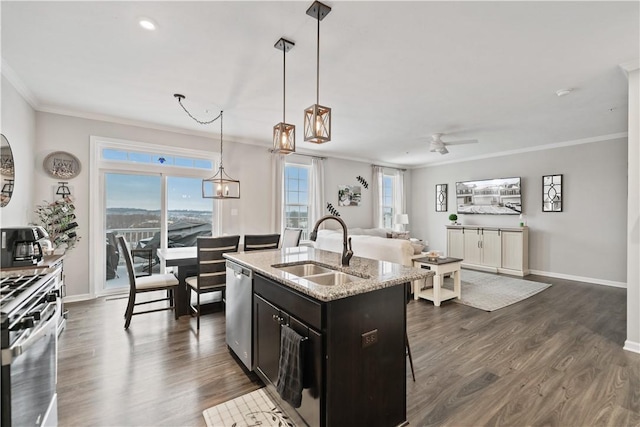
283, 48, 287, 122
175, 95, 222, 125
316, 7, 320, 104
173, 94, 239, 199
219, 110, 224, 168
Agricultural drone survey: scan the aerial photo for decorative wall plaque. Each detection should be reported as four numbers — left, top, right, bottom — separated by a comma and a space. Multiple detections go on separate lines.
43, 151, 81, 179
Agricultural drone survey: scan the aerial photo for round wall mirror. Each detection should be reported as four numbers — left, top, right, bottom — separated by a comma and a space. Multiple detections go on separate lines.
0, 134, 15, 208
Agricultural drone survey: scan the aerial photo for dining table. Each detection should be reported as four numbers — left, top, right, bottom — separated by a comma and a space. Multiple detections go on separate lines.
156, 247, 198, 317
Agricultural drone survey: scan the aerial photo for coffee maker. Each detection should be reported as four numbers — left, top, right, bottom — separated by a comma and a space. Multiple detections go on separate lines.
1, 226, 47, 268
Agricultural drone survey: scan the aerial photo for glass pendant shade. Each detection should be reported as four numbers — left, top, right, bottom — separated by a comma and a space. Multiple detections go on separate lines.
304, 104, 331, 143
202, 167, 240, 199
273, 122, 296, 154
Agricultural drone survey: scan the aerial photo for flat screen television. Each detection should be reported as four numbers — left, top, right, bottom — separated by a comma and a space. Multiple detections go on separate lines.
456, 177, 521, 215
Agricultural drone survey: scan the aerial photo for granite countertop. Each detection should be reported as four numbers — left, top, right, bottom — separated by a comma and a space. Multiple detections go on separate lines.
224, 246, 433, 302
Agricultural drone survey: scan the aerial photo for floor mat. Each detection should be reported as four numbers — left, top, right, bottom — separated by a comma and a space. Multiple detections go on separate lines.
203, 388, 296, 427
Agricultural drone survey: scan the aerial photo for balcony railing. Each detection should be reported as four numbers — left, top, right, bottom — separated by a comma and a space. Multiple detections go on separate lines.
106, 227, 159, 249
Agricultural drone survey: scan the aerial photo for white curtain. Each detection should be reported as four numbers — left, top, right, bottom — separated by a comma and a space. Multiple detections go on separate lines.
372, 165, 384, 228
309, 157, 325, 228
392, 169, 406, 229
272, 153, 285, 233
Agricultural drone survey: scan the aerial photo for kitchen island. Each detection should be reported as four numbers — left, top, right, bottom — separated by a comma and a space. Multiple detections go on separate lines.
224, 246, 433, 427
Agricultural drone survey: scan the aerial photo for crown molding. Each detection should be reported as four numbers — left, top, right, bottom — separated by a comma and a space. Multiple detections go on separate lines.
37, 104, 221, 140
1, 58, 40, 108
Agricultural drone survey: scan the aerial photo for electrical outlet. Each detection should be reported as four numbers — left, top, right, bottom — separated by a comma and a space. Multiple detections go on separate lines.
361, 329, 378, 348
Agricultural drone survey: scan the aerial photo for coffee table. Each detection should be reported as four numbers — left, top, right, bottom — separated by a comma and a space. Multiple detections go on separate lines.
412, 256, 462, 306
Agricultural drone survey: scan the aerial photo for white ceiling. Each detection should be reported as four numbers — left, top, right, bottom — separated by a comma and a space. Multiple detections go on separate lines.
2, 1, 638, 167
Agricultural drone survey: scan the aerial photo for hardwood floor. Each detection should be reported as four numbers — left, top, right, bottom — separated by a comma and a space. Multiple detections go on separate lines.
58, 274, 640, 426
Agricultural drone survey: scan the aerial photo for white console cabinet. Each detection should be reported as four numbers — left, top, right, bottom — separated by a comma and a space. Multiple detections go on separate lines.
446, 225, 529, 276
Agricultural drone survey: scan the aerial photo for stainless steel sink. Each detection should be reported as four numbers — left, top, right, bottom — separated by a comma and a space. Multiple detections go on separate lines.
303, 272, 361, 286
272, 262, 368, 286
276, 263, 334, 277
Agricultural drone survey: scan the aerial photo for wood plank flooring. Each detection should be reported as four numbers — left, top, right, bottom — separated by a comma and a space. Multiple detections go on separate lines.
57, 274, 640, 426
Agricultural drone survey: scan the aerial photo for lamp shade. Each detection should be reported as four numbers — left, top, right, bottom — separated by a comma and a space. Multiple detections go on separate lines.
395, 214, 409, 225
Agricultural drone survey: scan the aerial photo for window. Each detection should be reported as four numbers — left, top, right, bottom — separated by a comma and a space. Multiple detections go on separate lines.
102, 148, 213, 170
285, 164, 310, 239
382, 174, 394, 228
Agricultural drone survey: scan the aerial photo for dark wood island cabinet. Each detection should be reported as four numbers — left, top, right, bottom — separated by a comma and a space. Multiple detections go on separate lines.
254, 273, 407, 427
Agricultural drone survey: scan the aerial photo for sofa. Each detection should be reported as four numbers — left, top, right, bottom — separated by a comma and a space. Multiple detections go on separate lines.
313, 228, 426, 267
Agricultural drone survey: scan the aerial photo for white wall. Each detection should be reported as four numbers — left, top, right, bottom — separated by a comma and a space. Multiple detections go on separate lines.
625, 66, 639, 353
0, 75, 36, 225
322, 157, 374, 229
410, 138, 628, 286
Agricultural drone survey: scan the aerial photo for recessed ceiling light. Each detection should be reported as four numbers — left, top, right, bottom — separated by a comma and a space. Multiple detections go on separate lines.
556, 88, 572, 97
139, 18, 157, 31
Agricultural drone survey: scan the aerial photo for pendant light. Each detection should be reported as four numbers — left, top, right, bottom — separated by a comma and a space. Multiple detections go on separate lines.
273, 38, 296, 154
174, 94, 240, 199
303, 1, 332, 144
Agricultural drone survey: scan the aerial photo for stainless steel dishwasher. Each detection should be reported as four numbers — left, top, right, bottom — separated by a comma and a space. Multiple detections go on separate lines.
225, 260, 254, 370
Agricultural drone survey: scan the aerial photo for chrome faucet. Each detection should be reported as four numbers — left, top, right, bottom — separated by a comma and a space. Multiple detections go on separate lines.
309, 215, 354, 267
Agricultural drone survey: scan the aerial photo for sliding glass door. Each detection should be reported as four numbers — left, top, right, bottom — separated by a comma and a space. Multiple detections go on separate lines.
104, 173, 161, 291
93, 137, 216, 296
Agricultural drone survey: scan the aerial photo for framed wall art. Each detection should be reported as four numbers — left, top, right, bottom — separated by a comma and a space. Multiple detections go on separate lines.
338, 185, 361, 206
435, 183, 447, 212
542, 174, 563, 212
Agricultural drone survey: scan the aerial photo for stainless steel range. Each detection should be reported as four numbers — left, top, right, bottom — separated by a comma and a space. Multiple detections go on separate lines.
1, 267, 61, 427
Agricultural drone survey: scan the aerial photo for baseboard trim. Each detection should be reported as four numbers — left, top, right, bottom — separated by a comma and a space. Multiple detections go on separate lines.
623, 340, 640, 354
63, 293, 93, 303
461, 263, 498, 274
529, 269, 626, 288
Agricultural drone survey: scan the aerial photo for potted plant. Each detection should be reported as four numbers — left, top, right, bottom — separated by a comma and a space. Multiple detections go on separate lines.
34, 196, 80, 254
448, 214, 458, 225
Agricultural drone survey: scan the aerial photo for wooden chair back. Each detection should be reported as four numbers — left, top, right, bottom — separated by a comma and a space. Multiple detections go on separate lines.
243, 234, 280, 251
196, 235, 240, 289
117, 235, 137, 290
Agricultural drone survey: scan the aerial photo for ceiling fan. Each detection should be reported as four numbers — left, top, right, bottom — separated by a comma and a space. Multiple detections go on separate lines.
429, 133, 478, 154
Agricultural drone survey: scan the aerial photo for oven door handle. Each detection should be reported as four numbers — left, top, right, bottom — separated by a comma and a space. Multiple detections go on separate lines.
1, 303, 58, 366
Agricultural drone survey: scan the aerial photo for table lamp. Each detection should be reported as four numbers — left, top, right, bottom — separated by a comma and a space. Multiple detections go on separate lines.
395, 214, 409, 232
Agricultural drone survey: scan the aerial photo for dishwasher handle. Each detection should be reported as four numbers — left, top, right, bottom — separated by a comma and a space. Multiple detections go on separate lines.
227, 261, 253, 279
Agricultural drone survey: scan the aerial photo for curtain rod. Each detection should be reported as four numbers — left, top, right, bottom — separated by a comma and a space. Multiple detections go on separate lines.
268, 149, 326, 160
371, 164, 407, 172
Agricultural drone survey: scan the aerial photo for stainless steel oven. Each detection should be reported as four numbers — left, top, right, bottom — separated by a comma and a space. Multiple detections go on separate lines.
1, 269, 61, 427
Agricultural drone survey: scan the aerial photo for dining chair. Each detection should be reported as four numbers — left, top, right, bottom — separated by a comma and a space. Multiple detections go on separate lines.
185, 235, 240, 330
117, 236, 180, 330
280, 228, 303, 248
243, 234, 280, 251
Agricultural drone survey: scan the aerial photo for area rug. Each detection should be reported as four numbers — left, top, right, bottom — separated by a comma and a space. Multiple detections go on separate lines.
203, 388, 297, 427
442, 270, 551, 312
